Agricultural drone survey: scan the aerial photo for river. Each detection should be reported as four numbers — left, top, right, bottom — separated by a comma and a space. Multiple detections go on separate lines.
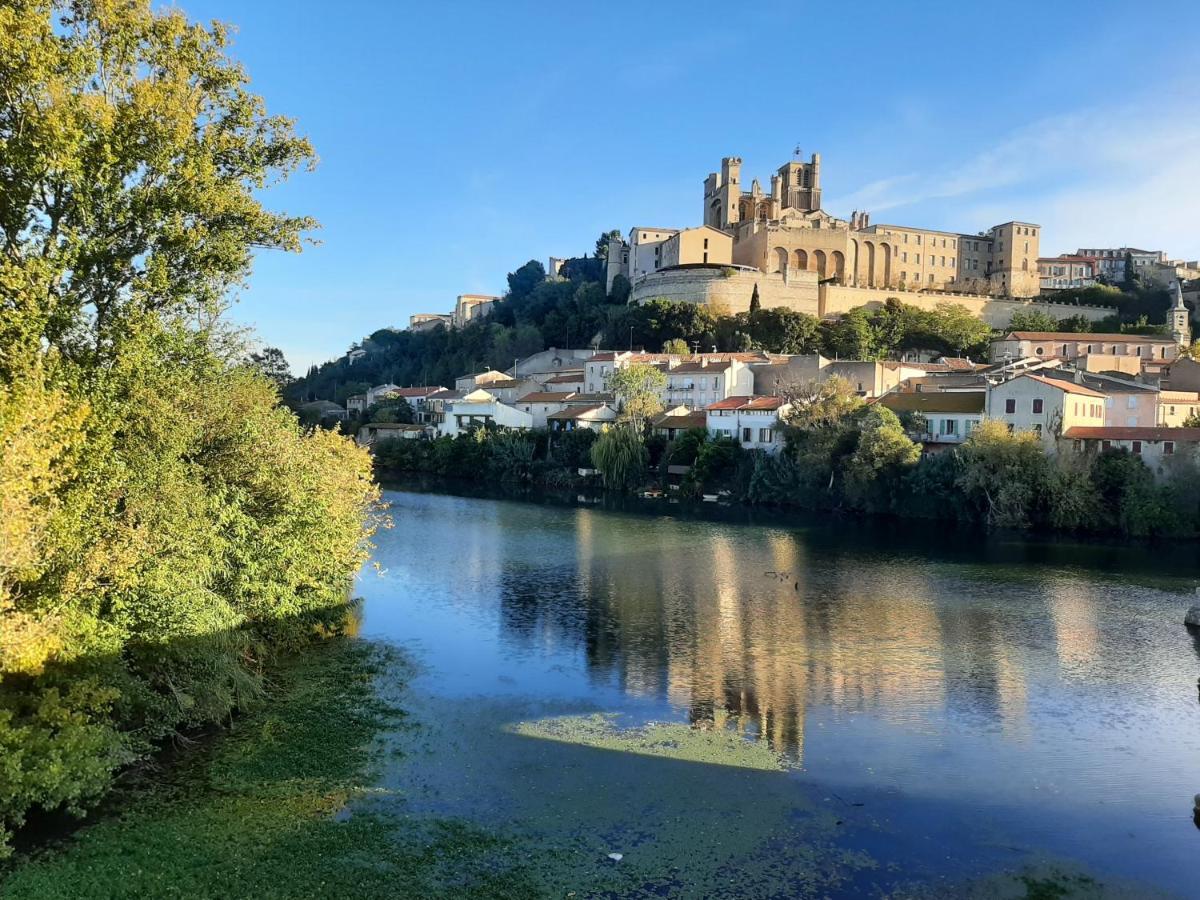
357, 485, 1200, 897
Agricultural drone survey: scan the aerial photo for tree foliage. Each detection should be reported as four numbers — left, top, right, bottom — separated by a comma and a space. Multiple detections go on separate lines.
609, 362, 667, 432
0, 0, 375, 855
590, 426, 647, 492
247, 347, 294, 388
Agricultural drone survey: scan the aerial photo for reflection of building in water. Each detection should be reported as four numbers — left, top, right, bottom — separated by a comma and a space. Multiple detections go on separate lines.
1047, 578, 1101, 676
493, 512, 1089, 759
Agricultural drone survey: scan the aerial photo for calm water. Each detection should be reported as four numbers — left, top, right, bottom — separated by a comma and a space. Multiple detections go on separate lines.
358, 487, 1200, 897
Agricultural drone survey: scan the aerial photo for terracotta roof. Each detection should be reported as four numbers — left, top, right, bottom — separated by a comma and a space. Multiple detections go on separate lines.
1160, 390, 1200, 402
484, 378, 523, 389
705, 396, 788, 411
668, 359, 733, 374
940, 357, 981, 371
427, 389, 464, 400
588, 352, 618, 362
517, 391, 575, 403
1064, 427, 1200, 442
547, 404, 614, 420
544, 373, 584, 384
879, 392, 985, 413
1003, 331, 1174, 343
566, 392, 615, 404
652, 412, 707, 430
1019, 373, 1107, 398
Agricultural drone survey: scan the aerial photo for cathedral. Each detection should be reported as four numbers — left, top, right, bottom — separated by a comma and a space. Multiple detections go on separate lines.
702, 153, 1041, 299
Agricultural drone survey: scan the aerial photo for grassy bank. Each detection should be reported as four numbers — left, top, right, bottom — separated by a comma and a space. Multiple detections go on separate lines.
0, 639, 540, 900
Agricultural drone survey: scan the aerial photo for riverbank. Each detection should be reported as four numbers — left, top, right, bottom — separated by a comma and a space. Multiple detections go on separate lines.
0, 638, 542, 899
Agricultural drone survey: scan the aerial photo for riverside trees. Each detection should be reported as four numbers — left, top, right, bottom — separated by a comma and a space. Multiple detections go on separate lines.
0, 0, 376, 854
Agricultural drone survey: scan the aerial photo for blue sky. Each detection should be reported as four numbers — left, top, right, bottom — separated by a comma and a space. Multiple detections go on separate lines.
177, 0, 1200, 372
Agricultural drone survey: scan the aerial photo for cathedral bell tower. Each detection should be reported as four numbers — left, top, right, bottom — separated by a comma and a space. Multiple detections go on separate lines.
1171, 282, 1191, 347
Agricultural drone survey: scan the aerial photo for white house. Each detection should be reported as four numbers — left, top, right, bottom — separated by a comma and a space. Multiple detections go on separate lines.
365, 383, 401, 405
514, 391, 577, 428
438, 389, 533, 437
661, 358, 755, 410
877, 391, 985, 446
704, 396, 792, 453
546, 404, 618, 432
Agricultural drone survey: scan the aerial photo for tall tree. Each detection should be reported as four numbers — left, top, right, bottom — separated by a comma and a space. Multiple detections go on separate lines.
609, 361, 667, 432
595, 229, 622, 260
506, 260, 545, 301
662, 338, 690, 355
247, 347, 294, 387
749, 283, 761, 313
0, 0, 316, 373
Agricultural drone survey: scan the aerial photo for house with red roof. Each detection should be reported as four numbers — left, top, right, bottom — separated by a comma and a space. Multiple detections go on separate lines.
704, 396, 792, 454
985, 373, 1106, 446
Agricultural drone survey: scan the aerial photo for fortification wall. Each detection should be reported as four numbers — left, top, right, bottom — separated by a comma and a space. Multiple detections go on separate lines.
818, 284, 1113, 328
631, 268, 1115, 329
631, 267, 819, 315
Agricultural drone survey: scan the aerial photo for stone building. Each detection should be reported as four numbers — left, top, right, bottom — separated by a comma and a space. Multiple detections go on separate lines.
1039, 256, 1097, 291
699, 153, 1042, 298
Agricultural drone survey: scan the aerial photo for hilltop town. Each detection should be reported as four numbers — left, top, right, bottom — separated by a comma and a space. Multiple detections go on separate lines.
288, 149, 1200, 514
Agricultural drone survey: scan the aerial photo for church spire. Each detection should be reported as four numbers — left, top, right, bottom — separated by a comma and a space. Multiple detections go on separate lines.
1171, 281, 1191, 347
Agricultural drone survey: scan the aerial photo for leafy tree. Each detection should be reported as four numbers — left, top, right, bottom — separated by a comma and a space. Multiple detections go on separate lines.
692, 437, 744, 491
842, 406, 920, 512
368, 397, 414, 424
662, 338, 691, 355
1007, 310, 1059, 332
925, 304, 991, 356
1057, 314, 1094, 333
488, 430, 536, 482
956, 420, 1047, 527
734, 308, 821, 354
506, 260, 545, 302
820, 308, 876, 359
595, 229, 622, 260
781, 376, 864, 430
1184, 411, 1200, 427
590, 426, 647, 492
0, 0, 376, 855
247, 347, 294, 388
666, 428, 709, 468
609, 361, 667, 432
749, 283, 761, 313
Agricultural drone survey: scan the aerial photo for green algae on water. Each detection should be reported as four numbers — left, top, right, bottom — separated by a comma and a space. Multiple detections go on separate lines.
510, 712, 790, 771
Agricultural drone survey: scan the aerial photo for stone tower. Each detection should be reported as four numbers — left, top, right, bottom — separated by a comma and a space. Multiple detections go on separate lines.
1171, 281, 1191, 346
703, 157, 742, 230
775, 152, 822, 213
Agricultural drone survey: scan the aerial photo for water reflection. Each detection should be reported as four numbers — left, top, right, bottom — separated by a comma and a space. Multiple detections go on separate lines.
472, 504, 1196, 767
366, 489, 1200, 895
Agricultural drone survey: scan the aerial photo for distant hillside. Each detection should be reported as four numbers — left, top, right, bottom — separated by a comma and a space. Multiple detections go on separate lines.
286, 253, 620, 404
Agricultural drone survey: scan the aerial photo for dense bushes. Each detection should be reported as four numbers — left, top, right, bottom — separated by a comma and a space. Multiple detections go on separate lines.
0, 2, 376, 855
374, 427, 598, 486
